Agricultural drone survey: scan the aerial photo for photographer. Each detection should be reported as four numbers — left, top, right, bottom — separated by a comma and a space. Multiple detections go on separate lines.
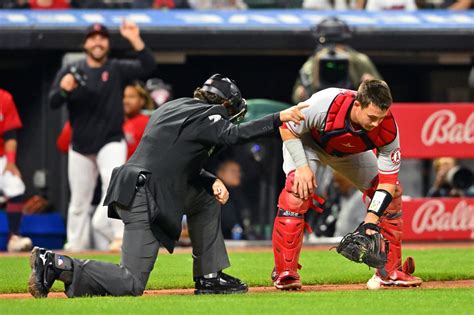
427, 157, 474, 197
292, 17, 382, 103
49, 21, 156, 251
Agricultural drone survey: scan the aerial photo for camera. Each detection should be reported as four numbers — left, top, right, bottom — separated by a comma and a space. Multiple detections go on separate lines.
446, 166, 473, 190
318, 46, 351, 91
300, 17, 353, 93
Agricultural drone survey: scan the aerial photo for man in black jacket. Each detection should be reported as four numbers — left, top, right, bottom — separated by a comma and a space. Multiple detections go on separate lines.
49, 21, 156, 251
29, 74, 307, 297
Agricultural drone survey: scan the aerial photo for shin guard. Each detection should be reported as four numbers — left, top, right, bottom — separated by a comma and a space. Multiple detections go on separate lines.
378, 183, 404, 276
271, 172, 312, 289
272, 206, 305, 290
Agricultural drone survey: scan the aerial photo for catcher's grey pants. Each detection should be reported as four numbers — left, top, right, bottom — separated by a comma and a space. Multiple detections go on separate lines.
64, 185, 229, 297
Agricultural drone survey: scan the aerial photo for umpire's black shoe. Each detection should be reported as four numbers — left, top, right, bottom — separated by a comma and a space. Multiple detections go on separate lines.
28, 247, 74, 298
194, 272, 248, 295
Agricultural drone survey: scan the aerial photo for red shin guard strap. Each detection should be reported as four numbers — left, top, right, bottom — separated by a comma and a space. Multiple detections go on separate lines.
379, 214, 403, 274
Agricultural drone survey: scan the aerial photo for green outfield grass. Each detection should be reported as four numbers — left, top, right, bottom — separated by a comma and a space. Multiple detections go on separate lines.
0, 247, 473, 294
1, 248, 473, 314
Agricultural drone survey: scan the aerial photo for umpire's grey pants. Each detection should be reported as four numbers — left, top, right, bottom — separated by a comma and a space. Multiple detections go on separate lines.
64, 185, 230, 297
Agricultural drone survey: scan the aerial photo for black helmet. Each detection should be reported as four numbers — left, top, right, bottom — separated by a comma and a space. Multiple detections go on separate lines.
313, 17, 352, 45
201, 74, 247, 123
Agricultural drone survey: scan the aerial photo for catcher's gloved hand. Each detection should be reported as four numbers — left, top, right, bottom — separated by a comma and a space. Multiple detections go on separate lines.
336, 222, 388, 269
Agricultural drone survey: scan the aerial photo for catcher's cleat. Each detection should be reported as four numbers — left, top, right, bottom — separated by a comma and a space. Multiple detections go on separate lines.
273, 270, 302, 290
367, 269, 422, 289
194, 272, 248, 295
28, 247, 51, 298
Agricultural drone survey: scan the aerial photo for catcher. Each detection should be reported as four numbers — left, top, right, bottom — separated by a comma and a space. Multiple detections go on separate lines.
271, 79, 422, 290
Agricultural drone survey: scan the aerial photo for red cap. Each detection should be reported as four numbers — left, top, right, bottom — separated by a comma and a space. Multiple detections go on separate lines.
84, 23, 110, 41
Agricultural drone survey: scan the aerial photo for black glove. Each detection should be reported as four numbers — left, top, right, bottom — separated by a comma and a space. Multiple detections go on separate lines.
336, 222, 388, 269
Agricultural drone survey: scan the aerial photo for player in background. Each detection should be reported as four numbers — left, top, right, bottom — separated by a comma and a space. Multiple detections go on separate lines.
49, 21, 155, 251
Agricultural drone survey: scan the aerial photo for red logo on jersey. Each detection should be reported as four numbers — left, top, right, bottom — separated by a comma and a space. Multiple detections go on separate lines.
102, 71, 109, 82
391, 148, 401, 165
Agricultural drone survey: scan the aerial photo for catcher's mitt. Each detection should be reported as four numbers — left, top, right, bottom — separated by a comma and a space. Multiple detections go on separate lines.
335, 223, 388, 269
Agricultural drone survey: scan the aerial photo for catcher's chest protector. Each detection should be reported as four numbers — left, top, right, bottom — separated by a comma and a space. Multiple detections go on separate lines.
272, 209, 305, 274
310, 91, 397, 156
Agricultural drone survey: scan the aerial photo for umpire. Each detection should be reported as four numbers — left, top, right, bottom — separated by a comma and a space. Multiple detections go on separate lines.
29, 74, 307, 297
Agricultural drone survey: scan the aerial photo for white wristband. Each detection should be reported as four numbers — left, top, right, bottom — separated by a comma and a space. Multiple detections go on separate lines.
367, 189, 393, 217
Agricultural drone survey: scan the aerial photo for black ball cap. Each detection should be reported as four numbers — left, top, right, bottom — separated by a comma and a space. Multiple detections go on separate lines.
84, 23, 110, 41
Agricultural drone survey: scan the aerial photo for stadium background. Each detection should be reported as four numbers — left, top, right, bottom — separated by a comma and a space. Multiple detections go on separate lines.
0, 8, 472, 237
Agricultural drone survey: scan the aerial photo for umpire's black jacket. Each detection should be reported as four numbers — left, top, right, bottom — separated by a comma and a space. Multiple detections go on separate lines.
104, 97, 282, 253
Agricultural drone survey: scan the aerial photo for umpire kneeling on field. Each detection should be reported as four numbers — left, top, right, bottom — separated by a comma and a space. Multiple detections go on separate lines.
28, 74, 308, 297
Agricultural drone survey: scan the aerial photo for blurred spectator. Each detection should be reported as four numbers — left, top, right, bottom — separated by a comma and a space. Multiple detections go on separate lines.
49, 21, 155, 251
1, 0, 30, 8
427, 157, 474, 197
57, 81, 156, 160
188, 0, 248, 9
245, 0, 302, 8
0, 88, 31, 252
29, 0, 70, 9
216, 159, 251, 240
469, 65, 474, 101
145, 78, 173, 108
416, 0, 473, 9
303, 0, 356, 10
130, 0, 155, 8
292, 17, 382, 103
122, 81, 155, 159
70, 0, 104, 8
361, 0, 417, 10
131, 0, 190, 9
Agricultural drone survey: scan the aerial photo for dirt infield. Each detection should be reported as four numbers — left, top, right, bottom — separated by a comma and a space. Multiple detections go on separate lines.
1, 279, 473, 299
1, 241, 472, 257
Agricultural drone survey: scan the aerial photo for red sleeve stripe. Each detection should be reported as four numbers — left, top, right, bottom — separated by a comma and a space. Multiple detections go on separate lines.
284, 122, 299, 137
378, 172, 398, 184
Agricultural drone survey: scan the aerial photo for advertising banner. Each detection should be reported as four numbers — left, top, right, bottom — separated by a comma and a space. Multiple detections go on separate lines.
391, 104, 474, 158
403, 198, 474, 241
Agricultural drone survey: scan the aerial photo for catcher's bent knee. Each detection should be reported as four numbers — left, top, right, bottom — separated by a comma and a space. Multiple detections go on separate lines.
278, 172, 312, 214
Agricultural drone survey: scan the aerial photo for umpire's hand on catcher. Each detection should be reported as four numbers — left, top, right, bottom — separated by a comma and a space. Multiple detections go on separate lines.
279, 103, 308, 125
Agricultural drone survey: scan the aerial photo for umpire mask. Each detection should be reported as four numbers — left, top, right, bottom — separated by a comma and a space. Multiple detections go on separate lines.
201, 74, 247, 123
